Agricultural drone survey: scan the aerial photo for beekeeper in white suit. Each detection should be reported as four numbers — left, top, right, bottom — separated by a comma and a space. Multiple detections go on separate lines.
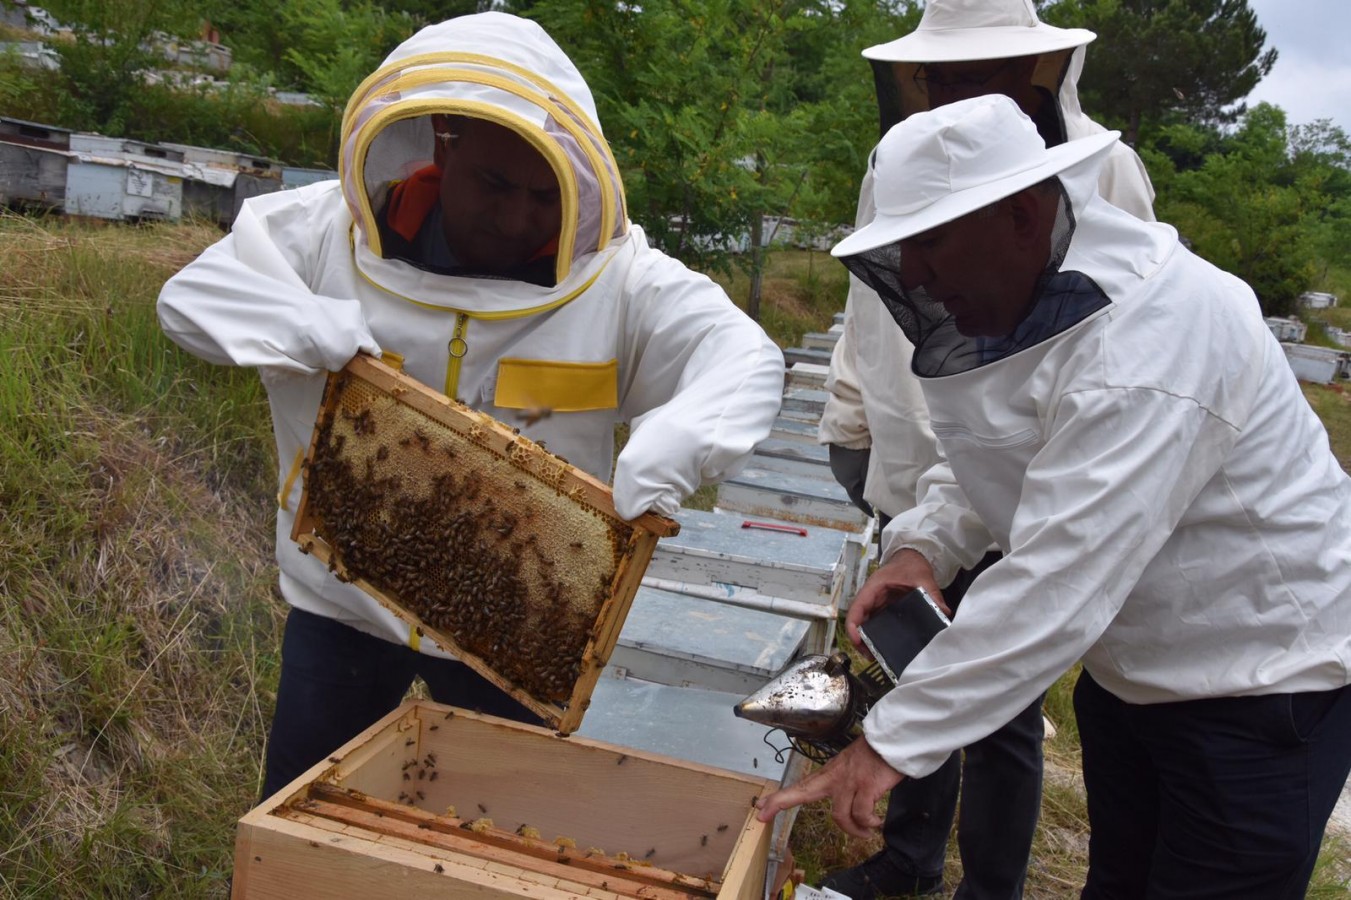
817, 2, 1156, 897
760, 93, 1351, 899
158, 12, 784, 799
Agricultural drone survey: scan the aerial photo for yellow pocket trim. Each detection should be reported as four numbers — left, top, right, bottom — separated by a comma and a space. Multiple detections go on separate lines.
278, 449, 304, 512
494, 358, 618, 412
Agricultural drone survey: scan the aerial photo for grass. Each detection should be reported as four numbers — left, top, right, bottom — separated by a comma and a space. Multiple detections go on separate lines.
0, 216, 1345, 898
0, 213, 281, 898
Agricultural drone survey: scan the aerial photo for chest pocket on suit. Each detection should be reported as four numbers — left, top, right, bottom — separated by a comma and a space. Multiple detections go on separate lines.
493, 357, 619, 412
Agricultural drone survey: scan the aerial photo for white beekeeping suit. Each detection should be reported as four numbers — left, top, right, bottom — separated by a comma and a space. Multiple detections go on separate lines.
829, 94, 1351, 776
819, 0, 1156, 521
158, 12, 785, 655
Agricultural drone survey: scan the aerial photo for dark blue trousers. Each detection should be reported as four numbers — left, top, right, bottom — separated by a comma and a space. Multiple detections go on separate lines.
261, 606, 541, 799
1075, 670, 1351, 899
878, 550, 1043, 899
881, 695, 1045, 898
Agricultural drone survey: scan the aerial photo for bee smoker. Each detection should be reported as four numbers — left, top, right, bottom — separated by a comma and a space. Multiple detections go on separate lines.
732, 651, 894, 765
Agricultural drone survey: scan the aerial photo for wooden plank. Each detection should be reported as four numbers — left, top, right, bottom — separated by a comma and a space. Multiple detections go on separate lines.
707, 814, 771, 900
297, 786, 712, 899
561, 528, 663, 733
234, 813, 571, 899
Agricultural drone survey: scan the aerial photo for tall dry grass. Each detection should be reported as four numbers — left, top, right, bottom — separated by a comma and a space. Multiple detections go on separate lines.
0, 213, 281, 898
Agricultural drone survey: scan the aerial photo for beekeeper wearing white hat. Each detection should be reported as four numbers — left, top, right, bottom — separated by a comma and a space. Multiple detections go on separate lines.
158, 12, 785, 800
816, 2, 1156, 897
762, 93, 1351, 899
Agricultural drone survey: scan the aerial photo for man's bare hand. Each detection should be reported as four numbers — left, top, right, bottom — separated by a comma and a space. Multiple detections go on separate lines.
754, 738, 905, 838
845, 548, 946, 651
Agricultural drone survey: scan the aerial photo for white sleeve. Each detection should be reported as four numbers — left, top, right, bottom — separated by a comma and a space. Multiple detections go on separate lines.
819, 175, 876, 450
865, 384, 1242, 777
880, 461, 994, 588
1098, 142, 1157, 223
157, 185, 380, 375
817, 278, 872, 450
610, 251, 785, 520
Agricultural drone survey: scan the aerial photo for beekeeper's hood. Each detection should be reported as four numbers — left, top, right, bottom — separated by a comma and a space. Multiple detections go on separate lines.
863, 0, 1095, 147
832, 95, 1137, 376
338, 12, 627, 287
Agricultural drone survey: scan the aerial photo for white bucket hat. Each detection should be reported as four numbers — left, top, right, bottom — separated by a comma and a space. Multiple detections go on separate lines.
831, 94, 1118, 258
863, 0, 1095, 63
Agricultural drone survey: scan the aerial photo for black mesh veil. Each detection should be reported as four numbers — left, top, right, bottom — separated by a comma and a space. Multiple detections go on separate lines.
839, 177, 1111, 376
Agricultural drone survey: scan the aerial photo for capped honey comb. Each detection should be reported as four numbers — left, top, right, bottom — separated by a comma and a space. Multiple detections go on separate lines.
291, 354, 678, 734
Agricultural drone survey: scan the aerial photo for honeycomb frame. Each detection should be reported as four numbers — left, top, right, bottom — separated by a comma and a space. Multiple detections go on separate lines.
291, 354, 679, 734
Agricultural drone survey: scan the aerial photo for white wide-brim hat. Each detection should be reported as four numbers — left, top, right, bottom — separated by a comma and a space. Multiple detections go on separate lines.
831, 94, 1119, 258
864, 0, 1095, 62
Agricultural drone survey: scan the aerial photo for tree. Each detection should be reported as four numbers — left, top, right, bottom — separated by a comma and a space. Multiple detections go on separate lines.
277, 0, 415, 111
1042, 0, 1276, 147
520, 0, 916, 316
1150, 104, 1322, 315
1287, 120, 1351, 286
35, 0, 201, 134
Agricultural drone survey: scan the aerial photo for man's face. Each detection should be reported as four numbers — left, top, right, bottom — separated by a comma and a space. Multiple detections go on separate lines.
918, 57, 1039, 116
897, 204, 1034, 338
436, 118, 562, 273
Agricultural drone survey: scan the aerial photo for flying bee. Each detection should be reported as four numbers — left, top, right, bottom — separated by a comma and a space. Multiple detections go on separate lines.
516, 407, 554, 427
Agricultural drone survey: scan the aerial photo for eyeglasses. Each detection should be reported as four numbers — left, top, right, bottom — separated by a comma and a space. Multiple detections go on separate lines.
912, 60, 1014, 91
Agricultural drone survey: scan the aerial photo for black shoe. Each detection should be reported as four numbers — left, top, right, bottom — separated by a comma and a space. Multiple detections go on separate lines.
819, 850, 943, 899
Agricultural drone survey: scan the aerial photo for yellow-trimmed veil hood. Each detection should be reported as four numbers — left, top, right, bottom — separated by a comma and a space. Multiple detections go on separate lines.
339, 12, 628, 286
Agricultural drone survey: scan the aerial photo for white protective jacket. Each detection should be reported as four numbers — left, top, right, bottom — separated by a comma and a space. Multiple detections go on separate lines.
848, 153, 1351, 778
157, 13, 785, 652
819, 45, 1156, 519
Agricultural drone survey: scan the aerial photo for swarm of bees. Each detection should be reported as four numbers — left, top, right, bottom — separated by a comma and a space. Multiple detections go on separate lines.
302, 378, 634, 701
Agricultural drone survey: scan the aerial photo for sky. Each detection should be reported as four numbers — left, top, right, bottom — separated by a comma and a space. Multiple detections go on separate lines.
1244, 0, 1351, 134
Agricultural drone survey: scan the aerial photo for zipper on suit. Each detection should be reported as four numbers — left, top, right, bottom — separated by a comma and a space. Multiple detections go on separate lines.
445, 313, 469, 399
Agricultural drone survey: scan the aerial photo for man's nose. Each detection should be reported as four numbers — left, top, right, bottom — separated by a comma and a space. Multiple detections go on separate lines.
493, 192, 534, 236
898, 245, 929, 290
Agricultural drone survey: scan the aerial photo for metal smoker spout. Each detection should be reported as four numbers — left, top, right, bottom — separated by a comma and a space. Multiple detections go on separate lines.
733, 650, 897, 763
732, 652, 858, 739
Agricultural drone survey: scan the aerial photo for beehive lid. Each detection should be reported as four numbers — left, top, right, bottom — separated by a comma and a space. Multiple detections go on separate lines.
291, 354, 678, 734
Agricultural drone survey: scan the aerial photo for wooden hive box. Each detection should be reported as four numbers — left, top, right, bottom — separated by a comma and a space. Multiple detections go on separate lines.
291, 354, 679, 735
233, 700, 777, 899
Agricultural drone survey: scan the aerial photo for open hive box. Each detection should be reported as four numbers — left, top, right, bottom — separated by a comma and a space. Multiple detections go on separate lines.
292, 354, 679, 734
234, 700, 777, 899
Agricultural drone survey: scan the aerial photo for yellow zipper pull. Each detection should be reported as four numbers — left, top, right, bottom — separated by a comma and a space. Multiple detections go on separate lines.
446, 313, 469, 398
